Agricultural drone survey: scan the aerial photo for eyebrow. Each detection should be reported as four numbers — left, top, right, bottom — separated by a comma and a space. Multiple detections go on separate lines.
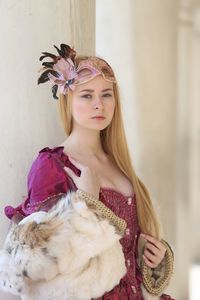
79, 88, 113, 93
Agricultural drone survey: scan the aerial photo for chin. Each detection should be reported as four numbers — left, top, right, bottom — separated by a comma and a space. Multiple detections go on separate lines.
87, 120, 112, 131
92, 125, 108, 131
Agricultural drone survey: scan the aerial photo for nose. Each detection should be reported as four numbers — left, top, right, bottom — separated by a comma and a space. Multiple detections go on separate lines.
93, 96, 104, 110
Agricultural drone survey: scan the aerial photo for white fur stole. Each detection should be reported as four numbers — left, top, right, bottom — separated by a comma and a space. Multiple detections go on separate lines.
0, 191, 126, 300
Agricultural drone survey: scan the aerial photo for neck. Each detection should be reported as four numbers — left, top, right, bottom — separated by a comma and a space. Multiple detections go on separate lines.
62, 126, 105, 157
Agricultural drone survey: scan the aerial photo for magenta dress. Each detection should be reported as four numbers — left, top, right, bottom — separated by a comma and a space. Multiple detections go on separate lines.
4, 147, 175, 300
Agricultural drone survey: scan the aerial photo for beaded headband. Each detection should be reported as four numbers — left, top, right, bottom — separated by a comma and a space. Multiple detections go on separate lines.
38, 44, 116, 99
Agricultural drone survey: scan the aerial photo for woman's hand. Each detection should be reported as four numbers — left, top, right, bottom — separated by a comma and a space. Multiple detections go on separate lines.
64, 156, 101, 199
140, 233, 167, 269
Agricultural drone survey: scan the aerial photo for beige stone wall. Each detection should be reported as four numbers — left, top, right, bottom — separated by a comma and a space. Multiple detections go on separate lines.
97, 0, 199, 299
176, 1, 200, 299
0, 1, 95, 299
96, 0, 139, 163
97, 0, 178, 296
132, 0, 178, 240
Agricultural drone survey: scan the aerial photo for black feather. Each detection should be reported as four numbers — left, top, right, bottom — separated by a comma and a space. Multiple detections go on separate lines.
54, 44, 69, 57
39, 52, 58, 62
52, 85, 59, 99
42, 61, 54, 68
38, 44, 77, 99
53, 45, 64, 57
54, 44, 76, 61
38, 70, 58, 85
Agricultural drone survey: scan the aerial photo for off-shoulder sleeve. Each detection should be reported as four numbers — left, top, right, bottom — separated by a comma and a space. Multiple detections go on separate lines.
4, 147, 77, 220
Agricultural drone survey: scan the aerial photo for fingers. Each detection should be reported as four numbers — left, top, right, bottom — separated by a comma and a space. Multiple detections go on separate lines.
64, 156, 83, 181
140, 233, 160, 249
141, 233, 167, 268
141, 233, 166, 252
143, 243, 162, 267
64, 156, 100, 196
142, 254, 157, 268
64, 166, 76, 180
145, 242, 160, 257
68, 156, 85, 170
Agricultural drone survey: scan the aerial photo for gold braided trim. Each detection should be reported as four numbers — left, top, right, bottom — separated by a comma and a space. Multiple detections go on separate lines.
76, 189, 127, 235
36, 193, 66, 211
141, 239, 174, 296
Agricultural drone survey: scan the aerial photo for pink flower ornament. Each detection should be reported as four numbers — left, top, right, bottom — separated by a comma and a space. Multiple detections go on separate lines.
38, 44, 116, 99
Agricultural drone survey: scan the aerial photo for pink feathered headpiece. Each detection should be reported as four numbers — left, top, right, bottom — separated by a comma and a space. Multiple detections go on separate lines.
38, 44, 116, 99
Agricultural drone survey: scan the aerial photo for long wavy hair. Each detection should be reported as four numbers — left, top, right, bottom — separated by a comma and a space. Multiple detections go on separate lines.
59, 55, 161, 238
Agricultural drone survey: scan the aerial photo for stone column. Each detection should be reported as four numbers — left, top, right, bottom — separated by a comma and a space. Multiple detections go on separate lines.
176, 1, 200, 298
96, 0, 178, 296
132, 1, 179, 296
0, 1, 95, 299
188, 3, 200, 264
96, 0, 139, 165
176, 3, 193, 298
70, 0, 95, 55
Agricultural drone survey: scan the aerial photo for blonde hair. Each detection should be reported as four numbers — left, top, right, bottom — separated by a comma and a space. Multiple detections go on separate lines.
59, 56, 161, 238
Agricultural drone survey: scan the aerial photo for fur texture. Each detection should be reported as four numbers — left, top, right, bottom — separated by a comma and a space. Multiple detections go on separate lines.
0, 192, 126, 300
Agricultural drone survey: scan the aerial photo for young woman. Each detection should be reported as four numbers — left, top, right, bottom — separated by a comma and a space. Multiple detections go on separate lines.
4, 44, 175, 299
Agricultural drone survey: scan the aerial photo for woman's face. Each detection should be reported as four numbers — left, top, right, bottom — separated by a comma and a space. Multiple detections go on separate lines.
71, 75, 115, 131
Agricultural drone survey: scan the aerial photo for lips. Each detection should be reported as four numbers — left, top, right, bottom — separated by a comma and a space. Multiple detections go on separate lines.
91, 116, 105, 119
